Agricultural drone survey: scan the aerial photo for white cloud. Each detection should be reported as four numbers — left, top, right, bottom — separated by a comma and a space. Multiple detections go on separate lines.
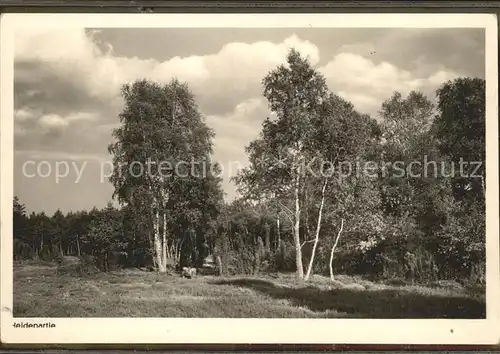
15, 108, 36, 122
39, 114, 68, 129
206, 97, 266, 163
15, 28, 463, 121
319, 52, 463, 116
66, 112, 99, 123
15, 29, 99, 64
15, 109, 99, 136
428, 70, 460, 85
335, 42, 376, 56
15, 30, 320, 111
15, 149, 108, 162
205, 97, 268, 200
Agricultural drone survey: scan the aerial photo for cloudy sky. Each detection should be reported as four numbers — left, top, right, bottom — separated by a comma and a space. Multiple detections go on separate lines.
13, 27, 485, 214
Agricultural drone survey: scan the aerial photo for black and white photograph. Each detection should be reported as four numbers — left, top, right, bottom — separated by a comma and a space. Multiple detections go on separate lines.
1, 13, 499, 345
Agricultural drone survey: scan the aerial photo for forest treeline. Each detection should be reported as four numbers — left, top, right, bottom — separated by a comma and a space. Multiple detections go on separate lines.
13, 50, 486, 285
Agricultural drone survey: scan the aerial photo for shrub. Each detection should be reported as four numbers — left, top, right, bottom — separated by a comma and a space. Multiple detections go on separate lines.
403, 247, 438, 282
56, 255, 99, 276
270, 240, 296, 272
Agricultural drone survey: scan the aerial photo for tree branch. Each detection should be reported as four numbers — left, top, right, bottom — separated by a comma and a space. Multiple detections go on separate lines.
300, 239, 315, 248
329, 218, 344, 281
277, 200, 294, 219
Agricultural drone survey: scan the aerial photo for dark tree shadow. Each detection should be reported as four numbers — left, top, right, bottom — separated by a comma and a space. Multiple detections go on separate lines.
211, 278, 485, 319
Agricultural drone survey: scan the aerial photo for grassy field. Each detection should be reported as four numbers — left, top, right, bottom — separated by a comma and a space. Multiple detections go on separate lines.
13, 261, 485, 318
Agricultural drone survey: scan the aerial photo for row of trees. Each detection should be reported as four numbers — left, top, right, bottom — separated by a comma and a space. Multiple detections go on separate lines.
13, 200, 153, 269
13, 49, 486, 284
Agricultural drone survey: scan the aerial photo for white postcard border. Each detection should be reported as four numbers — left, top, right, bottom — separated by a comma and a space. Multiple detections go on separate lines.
1, 13, 498, 345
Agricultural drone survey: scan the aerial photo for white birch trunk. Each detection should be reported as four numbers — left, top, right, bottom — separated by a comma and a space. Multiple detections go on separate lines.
216, 255, 223, 276
76, 235, 81, 257
329, 218, 344, 281
153, 204, 166, 273
293, 164, 304, 279
276, 214, 280, 251
149, 230, 157, 270
162, 210, 167, 269
304, 178, 328, 280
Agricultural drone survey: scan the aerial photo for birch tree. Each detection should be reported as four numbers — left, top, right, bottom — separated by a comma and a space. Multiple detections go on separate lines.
236, 49, 385, 279
235, 49, 329, 278
108, 79, 222, 273
302, 94, 383, 280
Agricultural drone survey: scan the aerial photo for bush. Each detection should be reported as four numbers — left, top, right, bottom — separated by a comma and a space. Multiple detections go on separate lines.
56, 255, 99, 276
270, 240, 296, 272
79, 255, 100, 275
228, 247, 255, 275
467, 262, 485, 286
403, 247, 439, 282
